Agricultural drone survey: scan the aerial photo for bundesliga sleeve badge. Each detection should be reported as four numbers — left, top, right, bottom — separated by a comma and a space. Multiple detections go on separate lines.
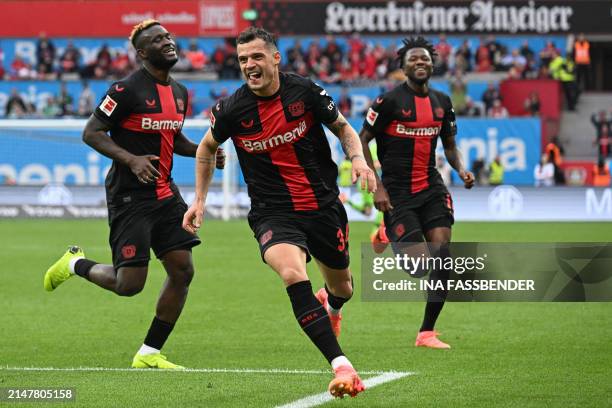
100, 95, 118, 117
366, 107, 379, 126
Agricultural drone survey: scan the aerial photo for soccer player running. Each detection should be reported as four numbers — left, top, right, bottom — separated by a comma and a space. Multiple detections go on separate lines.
44, 20, 223, 369
360, 37, 475, 349
182, 27, 375, 398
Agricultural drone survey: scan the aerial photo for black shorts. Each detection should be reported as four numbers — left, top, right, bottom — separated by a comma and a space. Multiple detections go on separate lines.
108, 195, 201, 269
247, 199, 350, 270
384, 188, 454, 242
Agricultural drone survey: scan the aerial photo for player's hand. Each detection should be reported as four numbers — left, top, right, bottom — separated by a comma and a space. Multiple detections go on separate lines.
351, 156, 377, 193
215, 147, 226, 170
182, 203, 204, 234
374, 186, 393, 212
459, 170, 475, 189
129, 154, 161, 184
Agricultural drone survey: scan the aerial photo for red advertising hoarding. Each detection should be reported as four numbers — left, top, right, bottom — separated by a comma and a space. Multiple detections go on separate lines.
0, 1, 250, 37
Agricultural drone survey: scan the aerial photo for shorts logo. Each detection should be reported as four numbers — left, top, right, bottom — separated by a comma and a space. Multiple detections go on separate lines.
366, 107, 379, 126
288, 100, 305, 117
145, 99, 156, 108
260, 229, 273, 246
434, 107, 445, 119
100, 95, 117, 117
176, 98, 184, 112
122, 244, 136, 259
394, 223, 405, 237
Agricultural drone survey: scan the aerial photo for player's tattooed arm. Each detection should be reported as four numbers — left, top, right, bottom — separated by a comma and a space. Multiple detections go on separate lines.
83, 115, 160, 184
183, 130, 220, 233
176, 132, 225, 169
327, 113, 377, 193
442, 134, 475, 189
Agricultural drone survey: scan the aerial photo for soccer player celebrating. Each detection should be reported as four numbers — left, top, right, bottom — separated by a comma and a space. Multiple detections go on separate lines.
360, 37, 475, 349
44, 20, 223, 369
182, 27, 375, 398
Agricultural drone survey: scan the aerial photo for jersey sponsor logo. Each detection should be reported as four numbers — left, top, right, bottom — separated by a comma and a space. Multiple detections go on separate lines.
288, 100, 305, 117
141, 117, 182, 130
145, 99, 157, 108
366, 107, 379, 126
240, 119, 308, 153
176, 98, 184, 112
395, 123, 441, 137
434, 107, 445, 119
115, 84, 125, 92
241, 119, 254, 128
121, 244, 136, 259
99, 95, 117, 117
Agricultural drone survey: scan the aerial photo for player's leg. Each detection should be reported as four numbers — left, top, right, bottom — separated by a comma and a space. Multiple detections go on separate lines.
264, 243, 364, 398
131, 196, 201, 369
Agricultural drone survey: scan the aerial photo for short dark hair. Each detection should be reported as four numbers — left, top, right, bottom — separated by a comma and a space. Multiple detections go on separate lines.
397, 36, 437, 68
129, 19, 160, 48
236, 27, 278, 50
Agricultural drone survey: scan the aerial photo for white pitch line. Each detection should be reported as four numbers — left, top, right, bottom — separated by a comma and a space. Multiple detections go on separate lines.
275, 371, 414, 408
0, 366, 410, 376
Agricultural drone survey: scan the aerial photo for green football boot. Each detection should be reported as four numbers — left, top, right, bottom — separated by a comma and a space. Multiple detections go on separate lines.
44, 246, 84, 291
131, 353, 185, 369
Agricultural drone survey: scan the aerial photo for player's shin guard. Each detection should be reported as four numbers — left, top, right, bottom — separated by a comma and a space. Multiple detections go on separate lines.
287, 280, 343, 363
420, 244, 451, 332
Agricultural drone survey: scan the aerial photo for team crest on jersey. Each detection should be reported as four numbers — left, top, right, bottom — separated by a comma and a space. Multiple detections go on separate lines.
99, 95, 117, 117
176, 98, 184, 112
366, 107, 379, 126
288, 100, 305, 117
434, 107, 445, 119
121, 244, 136, 259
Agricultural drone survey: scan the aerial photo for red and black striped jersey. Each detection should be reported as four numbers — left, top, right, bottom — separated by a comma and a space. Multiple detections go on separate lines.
210, 72, 339, 213
362, 83, 456, 201
93, 68, 188, 204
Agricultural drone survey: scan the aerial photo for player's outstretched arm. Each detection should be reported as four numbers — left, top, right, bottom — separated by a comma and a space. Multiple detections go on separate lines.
359, 127, 393, 211
83, 114, 161, 184
175, 131, 225, 169
442, 134, 475, 189
327, 113, 377, 193
182, 129, 220, 234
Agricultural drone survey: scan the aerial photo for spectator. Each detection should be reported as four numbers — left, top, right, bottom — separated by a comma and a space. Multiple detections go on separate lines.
454, 40, 472, 72
464, 96, 483, 117
486, 35, 504, 71
5, 88, 27, 117
57, 83, 74, 116
436, 156, 452, 186
36, 32, 56, 75
501, 49, 526, 72
40, 95, 61, 118
573, 33, 591, 91
433, 33, 452, 76
544, 136, 566, 185
487, 99, 509, 118
59, 41, 81, 75
185, 39, 207, 71
524, 91, 541, 116
539, 41, 557, 69
482, 82, 501, 112
591, 110, 611, 163
534, 154, 555, 187
449, 69, 467, 115
110, 52, 134, 79
551, 51, 578, 111
77, 81, 95, 117
488, 156, 504, 186
338, 86, 352, 117
323, 35, 343, 68
592, 159, 611, 187
173, 49, 192, 73
475, 37, 493, 72
10, 54, 34, 79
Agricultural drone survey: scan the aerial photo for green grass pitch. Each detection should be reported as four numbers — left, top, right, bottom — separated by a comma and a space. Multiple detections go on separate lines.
1, 220, 611, 407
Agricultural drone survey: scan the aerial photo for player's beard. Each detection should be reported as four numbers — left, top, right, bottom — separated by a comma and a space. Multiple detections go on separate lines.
149, 52, 178, 70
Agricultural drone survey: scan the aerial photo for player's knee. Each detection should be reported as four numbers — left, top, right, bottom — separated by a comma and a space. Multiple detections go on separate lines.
115, 282, 145, 297
170, 263, 194, 287
328, 279, 353, 299
279, 266, 307, 286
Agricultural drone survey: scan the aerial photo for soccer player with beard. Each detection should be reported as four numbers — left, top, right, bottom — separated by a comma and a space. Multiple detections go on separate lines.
44, 20, 224, 369
360, 37, 475, 349
183, 27, 376, 398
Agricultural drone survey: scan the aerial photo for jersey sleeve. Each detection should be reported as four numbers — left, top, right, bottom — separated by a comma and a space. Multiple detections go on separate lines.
93, 82, 133, 127
209, 98, 233, 144
309, 81, 339, 124
440, 95, 458, 142
362, 94, 393, 135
